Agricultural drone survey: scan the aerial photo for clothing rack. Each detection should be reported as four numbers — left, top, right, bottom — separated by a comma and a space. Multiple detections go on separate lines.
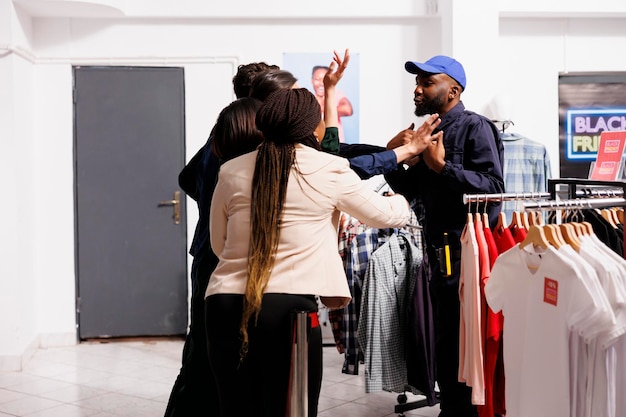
463, 178, 626, 259
462, 192, 550, 205
546, 178, 626, 201
522, 197, 626, 211
463, 180, 626, 248
543, 178, 626, 259
462, 188, 624, 206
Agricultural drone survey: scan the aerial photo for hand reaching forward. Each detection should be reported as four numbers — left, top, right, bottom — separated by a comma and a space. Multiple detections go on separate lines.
386, 114, 442, 166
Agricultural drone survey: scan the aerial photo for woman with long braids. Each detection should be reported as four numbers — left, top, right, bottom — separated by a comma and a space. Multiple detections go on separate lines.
204, 88, 411, 417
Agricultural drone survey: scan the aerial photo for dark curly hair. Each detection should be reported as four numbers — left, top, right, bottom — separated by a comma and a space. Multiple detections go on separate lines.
232, 62, 280, 99
248, 70, 298, 102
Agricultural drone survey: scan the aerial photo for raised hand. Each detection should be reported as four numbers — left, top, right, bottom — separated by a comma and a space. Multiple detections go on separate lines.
323, 49, 350, 90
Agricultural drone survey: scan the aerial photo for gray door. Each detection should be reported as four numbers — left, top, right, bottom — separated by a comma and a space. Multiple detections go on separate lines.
74, 66, 188, 339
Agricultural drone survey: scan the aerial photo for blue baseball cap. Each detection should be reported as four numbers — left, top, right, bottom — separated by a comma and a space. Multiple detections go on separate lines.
405, 55, 466, 90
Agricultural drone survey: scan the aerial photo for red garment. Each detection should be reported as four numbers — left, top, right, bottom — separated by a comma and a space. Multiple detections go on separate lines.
492, 224, 516, 253
485, 221, 516, 417
508, 223, 527, 244
477, 223, 506, 417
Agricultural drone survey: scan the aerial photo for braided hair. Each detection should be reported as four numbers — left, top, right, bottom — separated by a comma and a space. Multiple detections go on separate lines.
238, 88, 322, 362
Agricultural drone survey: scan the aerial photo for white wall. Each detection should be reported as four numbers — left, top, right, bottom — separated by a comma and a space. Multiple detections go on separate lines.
496, 17, 626, 175
2, 0, 626, 368
0, 0, 39, 368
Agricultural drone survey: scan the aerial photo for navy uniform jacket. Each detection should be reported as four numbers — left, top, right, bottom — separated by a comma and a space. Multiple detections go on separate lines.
322, 127, 399, 180
385, 102, 505, 248
178, 136, 219, 274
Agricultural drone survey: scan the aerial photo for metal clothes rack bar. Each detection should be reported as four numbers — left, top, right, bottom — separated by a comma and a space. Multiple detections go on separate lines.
523, 197, 626, 211
462, 188, 624, 206
524, 178, 626, 259
546, 178, 626, 202
462, 192, 550, 205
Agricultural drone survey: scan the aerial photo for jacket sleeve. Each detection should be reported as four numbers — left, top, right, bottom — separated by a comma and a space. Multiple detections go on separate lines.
320, 127, 340, 155
333, 160, 410, 228
348, 150, 400, 180
178, 144, 204, 201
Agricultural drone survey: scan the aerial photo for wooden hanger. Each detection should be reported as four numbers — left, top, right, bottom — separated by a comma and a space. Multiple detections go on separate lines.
615, 207, 624, 224
521, 211, 530, 230
519, 225, 549, 251
528, 211, 545, 226
544, 224, 565, 248
511, 210, 526, 230
610, 207, 621, 225
496, 211, 507, 231
559, 223, 581, 252
600, 208, 618, 229
571, 220, 588, 237
580, 220, 595, 235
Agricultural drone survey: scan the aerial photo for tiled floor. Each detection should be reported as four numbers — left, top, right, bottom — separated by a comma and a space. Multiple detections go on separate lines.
0, 338, 441, 417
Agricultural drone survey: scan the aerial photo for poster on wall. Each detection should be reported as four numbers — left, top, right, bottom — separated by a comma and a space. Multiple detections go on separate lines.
282, 52, 360, 144
558, 72, 626, 179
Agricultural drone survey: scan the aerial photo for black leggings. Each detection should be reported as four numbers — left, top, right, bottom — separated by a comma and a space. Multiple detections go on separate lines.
205, 293, 322, 417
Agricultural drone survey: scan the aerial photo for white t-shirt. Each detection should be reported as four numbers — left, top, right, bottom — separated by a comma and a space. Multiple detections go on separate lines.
485, 244, 608, 417
557, 244, 603, 417
578, 239, 626, 417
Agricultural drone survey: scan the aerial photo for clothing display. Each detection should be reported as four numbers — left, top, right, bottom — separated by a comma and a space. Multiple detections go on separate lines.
486, 243, 612, 417
333, 211, 423, 370
468, 179, 626, 417
357, 233, 422, 394
500, 132, 552, 221
331, 207, 438, 411
457, 211, 507, 417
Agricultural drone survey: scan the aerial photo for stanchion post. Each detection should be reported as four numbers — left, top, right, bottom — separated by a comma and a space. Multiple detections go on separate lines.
290, 311, 309, 417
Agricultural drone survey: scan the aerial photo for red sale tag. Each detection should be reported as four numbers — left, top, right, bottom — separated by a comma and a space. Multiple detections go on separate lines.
589, 130, 626, 180
544, 277, 558, 306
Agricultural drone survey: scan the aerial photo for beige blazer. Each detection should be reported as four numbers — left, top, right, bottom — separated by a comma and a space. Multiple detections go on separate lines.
206, 144, 410, 309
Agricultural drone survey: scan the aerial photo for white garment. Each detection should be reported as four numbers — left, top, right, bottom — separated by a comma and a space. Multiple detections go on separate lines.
615, 335, 626, 417
557, 245, 604, 417
559, 244, 613, 417
578, 239, 626, 417
485, 244, 610, 417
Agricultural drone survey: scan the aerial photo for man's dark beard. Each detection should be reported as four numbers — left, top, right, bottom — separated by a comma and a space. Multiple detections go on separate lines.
414, 94, 445, 117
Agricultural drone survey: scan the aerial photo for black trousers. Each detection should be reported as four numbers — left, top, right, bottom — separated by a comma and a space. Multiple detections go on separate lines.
164, 252, 220, 417
428, 246, 477, 417
205, 293, 322, 417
